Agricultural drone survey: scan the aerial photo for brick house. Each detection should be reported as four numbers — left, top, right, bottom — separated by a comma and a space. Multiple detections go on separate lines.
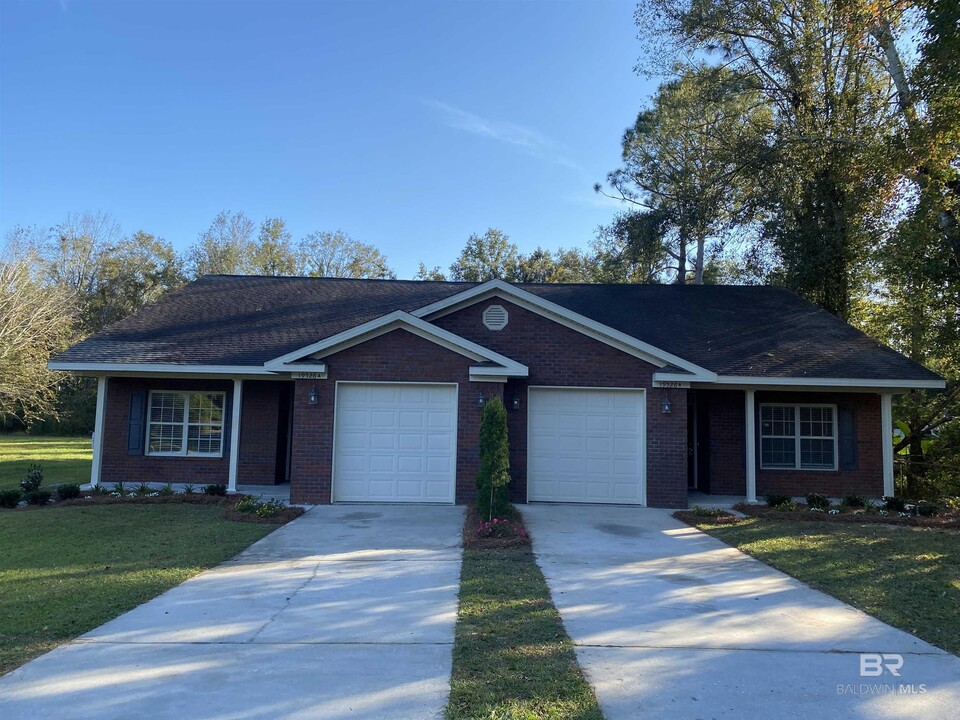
49, 277, 944, 508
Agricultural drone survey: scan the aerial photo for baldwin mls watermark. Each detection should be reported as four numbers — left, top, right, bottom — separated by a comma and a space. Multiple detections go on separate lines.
836, 654, 928, 696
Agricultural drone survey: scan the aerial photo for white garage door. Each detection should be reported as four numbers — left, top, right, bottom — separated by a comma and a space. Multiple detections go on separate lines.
528, 387, 645, 505
334, 383, 457, 503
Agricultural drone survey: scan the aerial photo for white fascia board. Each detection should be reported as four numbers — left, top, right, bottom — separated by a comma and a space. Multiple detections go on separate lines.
470, 374, 511, 383
412, 279, 716, 380
48, 362, 278, 376
270, 363, 328, 372
263, 310, 529, 377
470, 365, 528, 378
712, 375, 945, 390
652, 371, 698, 383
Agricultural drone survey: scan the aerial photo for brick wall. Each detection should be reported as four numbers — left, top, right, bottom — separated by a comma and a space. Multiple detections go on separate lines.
101, 377, 232, 486
755, 391, 882, 497
237, 380, 286, 486
433, 298, 688, 508
289, 328, 493, 505
701, 389, 746, 495
700, 389, 883, 497
100, 378, 287, 488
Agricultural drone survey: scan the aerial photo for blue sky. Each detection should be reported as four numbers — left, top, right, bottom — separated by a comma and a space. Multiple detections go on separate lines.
0, 0, 654, 278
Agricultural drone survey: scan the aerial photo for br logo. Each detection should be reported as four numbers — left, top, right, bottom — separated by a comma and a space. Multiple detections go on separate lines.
860, 653, 904, 677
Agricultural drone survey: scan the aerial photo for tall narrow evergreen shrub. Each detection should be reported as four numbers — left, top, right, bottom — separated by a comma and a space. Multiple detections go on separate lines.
477, 396, 510, 520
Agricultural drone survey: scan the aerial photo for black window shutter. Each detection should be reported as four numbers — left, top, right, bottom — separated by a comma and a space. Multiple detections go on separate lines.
838, 407, 857, 471
127, 391, 146, 455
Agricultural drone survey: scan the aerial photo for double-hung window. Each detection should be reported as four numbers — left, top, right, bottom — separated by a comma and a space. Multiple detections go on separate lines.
760, 404, 837, 470
147, 391, 225, 457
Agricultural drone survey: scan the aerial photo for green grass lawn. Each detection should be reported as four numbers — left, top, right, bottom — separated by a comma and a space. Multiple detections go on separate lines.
0, 434, 92, 491
0, 503, 274, 675
447, 545, 602, 720
688, 516, 960, 655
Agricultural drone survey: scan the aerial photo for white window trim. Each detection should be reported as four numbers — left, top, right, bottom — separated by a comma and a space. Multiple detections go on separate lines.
759, 403, 839, 472
146, 390, 226, 458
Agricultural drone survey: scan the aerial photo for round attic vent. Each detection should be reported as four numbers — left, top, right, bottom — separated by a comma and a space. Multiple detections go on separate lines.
482, 304, 509, 330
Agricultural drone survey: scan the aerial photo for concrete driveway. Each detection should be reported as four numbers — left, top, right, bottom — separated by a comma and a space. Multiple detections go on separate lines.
522, 505, 960, 720
0, 504, 464, 720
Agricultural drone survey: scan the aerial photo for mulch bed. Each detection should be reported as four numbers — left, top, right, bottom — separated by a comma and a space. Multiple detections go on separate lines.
673, 509, 743, 526
462, 503, 532, 550
60, 493, 231, 507
34, 492, 304, 525
733, 502, 960, 529
221, 505, 305, 524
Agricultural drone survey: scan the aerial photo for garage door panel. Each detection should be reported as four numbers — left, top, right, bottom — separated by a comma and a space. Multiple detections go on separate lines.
370, 411, 395, 428
399, 411, 425, 428
528, 388, 645, 505
398, 433, 424, 451
334, 383, 457, 503
428, 411, 453, 429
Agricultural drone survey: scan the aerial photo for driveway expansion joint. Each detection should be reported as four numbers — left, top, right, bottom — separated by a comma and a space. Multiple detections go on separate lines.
247, 560, 323, 643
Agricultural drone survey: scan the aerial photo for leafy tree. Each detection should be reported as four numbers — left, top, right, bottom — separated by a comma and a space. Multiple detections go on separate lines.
513, 247, 596, 283
299, 230, 396, 279
84, 231, 185, 332
600, 67, 770, 284
0, 244, 76, 425
252, 217, 299, 276
634, 0, 899, 315
185, 210, 256, 277
449, 229, 520, 282
477, 396, 510, 520
414, 263, 447, 281
592, 210, 670, 283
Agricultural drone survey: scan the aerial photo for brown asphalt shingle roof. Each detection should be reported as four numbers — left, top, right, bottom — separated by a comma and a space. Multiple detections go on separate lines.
52, 275, 941, 382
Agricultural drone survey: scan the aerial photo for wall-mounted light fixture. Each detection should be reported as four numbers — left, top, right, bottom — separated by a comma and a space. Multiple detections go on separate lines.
511, 397, 521, 411
661, 394, 672, 414
476, 394, 486, 409
308, 386, 320, 405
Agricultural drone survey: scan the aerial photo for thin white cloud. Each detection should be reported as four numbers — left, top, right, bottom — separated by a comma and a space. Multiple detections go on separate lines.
425, 99, 582, 172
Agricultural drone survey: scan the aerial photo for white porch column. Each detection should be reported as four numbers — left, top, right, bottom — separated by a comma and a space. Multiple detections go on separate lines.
228, 379, 243, 493
745, 389, 757, 503
881, 392, 895, 497
90, 376, 107, 487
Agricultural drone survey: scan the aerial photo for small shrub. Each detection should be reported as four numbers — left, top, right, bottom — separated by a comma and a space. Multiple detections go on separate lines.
691, 505, 727, 517
477, 517, 528, 539
842, 495, 866, 508
883, 496, 906, 511
183, 483, 196, 494
942, 496, 960, 512
113, 481, 128, 497
916, 501, 938, 517
204, 483, 227, 496
805, 492, 830, 510
157, 482, 176, 497
255, 500, 284, 518
764, 493, 791, 508
0, 489, 21, 509
134, 481, 153, 497
57, 483, 81, 500
775, 499, 797, 511
91, 484, 110, 496
24, 490, 52, 506
20, 464, 43, 493
233, 495, 259, 513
